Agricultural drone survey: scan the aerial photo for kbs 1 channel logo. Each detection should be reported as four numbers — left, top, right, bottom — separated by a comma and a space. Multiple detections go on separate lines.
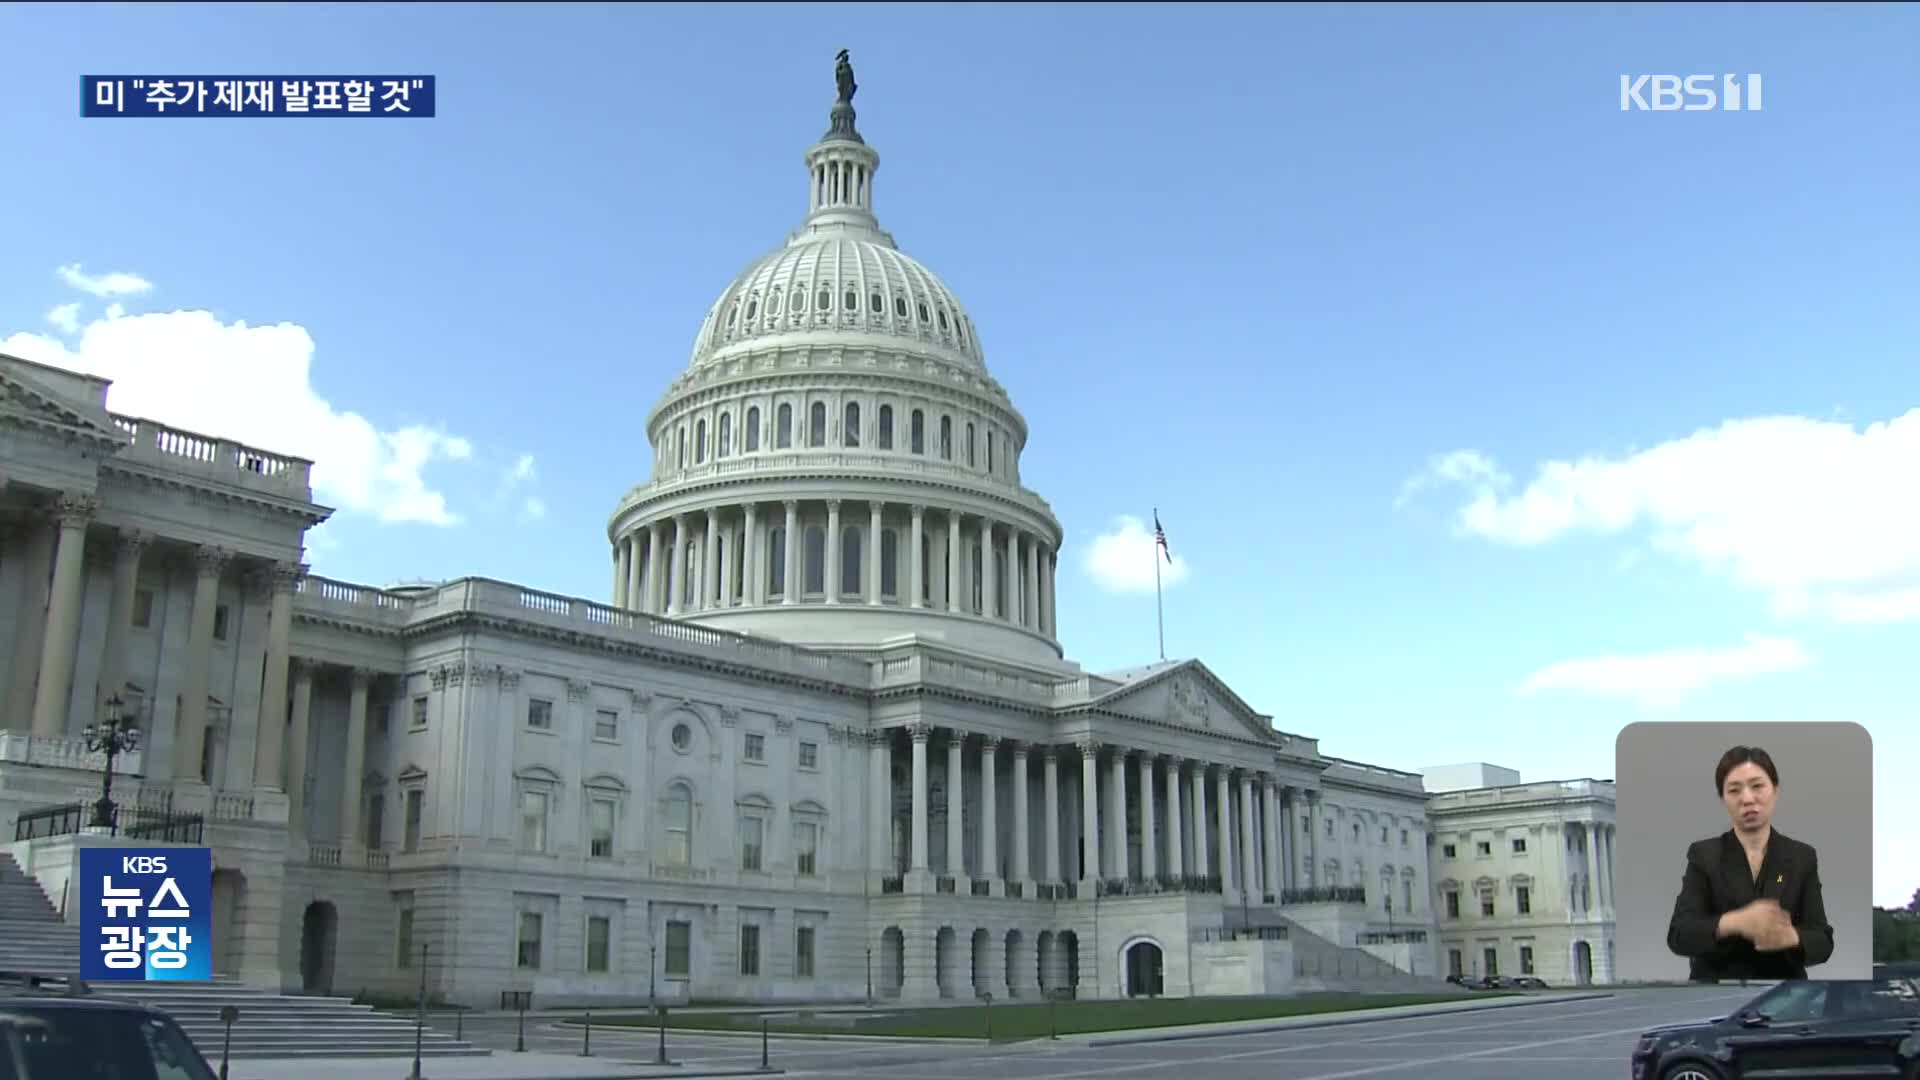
80, 847, 213, 981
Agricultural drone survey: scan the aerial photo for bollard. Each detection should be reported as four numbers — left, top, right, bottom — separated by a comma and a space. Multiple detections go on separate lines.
655, 1005, 671, 1066
760, 1018, 770, 1071
217, 1005, 238, 1080
515, 997, 527, 1052
580, 1010, 593, 1057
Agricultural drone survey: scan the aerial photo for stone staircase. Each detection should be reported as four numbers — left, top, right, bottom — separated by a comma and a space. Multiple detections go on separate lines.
0, 853, 487, 1059
1271, 916, 1464, 994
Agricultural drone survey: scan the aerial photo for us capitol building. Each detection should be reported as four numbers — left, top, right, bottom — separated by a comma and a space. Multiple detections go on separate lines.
0, 56, 1616, 1005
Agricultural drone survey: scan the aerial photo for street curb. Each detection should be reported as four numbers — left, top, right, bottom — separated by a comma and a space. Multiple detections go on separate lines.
1083, 992, 1617, 1047
551, 1021, 975, 1043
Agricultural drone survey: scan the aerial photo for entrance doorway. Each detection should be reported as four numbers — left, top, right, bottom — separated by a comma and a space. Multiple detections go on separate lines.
299, 901, 338, 994
1124, 940, 1164, 997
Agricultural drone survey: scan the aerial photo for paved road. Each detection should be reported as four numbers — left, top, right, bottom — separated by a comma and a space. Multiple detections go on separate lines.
444, 986, 1758, 1079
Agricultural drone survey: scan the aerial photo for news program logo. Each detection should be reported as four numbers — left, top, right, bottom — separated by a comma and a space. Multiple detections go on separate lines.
1620, 74, 1763, 112
79, 847, 212, 981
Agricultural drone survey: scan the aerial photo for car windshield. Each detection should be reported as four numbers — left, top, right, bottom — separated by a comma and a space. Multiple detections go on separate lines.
0, 1007, 214, 1080
1746, 979, 1920, 1024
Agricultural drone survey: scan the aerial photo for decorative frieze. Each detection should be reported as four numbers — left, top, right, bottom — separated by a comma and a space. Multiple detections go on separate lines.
773, 717, 793, 735
567, 679, 591, 702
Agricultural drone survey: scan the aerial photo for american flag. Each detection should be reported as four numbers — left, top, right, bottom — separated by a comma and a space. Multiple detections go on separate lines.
1153, 510, 1171, 564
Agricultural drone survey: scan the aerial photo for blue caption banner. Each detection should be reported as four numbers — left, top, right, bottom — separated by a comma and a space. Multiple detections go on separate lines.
82, 76, 435, 117
79, 847, 213, 981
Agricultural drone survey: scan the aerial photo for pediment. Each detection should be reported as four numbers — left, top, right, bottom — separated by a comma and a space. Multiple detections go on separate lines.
1089, 660, 1279, 742
0, 357, 130, 450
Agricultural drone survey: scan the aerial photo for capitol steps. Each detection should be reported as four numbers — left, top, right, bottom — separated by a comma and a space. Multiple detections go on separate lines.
1272, 917, 1463, 994
0, 853, 486, 1059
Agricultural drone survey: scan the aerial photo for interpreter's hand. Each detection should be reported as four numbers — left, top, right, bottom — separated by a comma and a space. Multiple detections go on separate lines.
1738, 899, 1795, 950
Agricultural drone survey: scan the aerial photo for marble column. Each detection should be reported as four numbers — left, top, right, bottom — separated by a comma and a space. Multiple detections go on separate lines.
1139, 751, 1158, 880
1006, 531, 1021, 628
980, 520, 997, 620
868, 502, 884, 605
1108, 748, 1128, 879
627, 534, 645, 611
174, 546, 230, 782
909, 505, 926, 609
980, 738, 999, 888
1011, 742, 1030, 886
1188, 762, 1209, 878
285, 660, 314, 837
701, 509, 719, 610
1041, 550, 1055, 636
1306, 790, 1322, 887
1239, 773, 1259, 900
782, 501, 800, 604
95, 530, 150, 722
1078, 740, 1101, 884
1164, 757, 1184, 879
667, 515, 688, 615
1042, 747, 1061, 883
339, 668, 371, 847
869, 732, 891, 873
1215, 768, 1235, 896
1263, 781, 1282, 897
1604, 825, 1617, 911
908, 722, 930, 874
30, 493, 96, 737
945, 731, 964, 880
743, 505, 760, 606
1279, 788, 1294, 892
825, 500, 842, 604
250, 562, 303, 788
1583, 822, 1600, 916
1025, 534, 1040, 630
615, 539, 631, 608
646, 525, 666, 614
945, 512, 962, 613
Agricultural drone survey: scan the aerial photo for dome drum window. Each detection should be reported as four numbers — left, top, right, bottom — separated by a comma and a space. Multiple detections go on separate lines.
745, 296, 758, 321
893, 296, 908, 318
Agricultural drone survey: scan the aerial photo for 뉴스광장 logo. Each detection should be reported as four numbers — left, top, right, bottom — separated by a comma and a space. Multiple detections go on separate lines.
79, 847, 213, 981
1620, 74, 1763, 112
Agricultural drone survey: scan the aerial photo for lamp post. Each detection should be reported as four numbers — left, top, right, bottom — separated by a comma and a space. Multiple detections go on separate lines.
83, 695, 139, 832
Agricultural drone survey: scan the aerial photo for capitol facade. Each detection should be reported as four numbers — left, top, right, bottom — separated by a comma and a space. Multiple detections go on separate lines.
0, 59, 1614, 1006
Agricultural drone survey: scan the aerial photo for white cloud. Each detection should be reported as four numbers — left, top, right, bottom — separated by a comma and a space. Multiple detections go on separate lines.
1518, 633, 1813, 708
45, 303, 81, 335
57, 264, 152, 298
3, 287, 476, 527
490, 453, 545, 521
1083, 515, 1190, 594
1403, 410, 1920, 622
522, 497, 547, 521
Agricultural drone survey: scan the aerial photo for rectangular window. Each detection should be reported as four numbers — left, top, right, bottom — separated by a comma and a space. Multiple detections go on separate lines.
1401, 829, 1409, 847
519, 790, 548, 853
1442, 844, 1456, 858
1448, 949, 1463, 978
744, 732, 765, 762
1512, 837, 1527, 853
1445, 892, 1460, 919
395, 907, 414, 968
798, 741, 818, 770
794, 821, 818, 876
594, 709, 619, 741
1483, 947, 1498, 978
516, 912, 542, 970
741, 817, 764, 872
795, 926, 815, 978
739, 924, 760, 976
586, 916, 611, 973
1517, 886, 1531, 915
212, 604, 230, 641
1380, 826, 1388, 843
1519, 945, 1535, 975
403, 789, 424, 852
664, 921, 691, 977
411, 695, 428, 729
132, 589, 154, 629
528, 698, 553, 730
366, 793, 385, 849
1476, 841, 1492, 857
589, 798, 615, 859
1480, 892, 1495, 917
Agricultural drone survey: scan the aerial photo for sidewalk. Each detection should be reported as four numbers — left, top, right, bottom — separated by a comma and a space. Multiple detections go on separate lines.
225, 1054, 782, 1080
1081, 990, 1615, 1046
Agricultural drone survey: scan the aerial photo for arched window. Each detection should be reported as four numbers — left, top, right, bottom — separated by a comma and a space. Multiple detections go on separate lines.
893, 296, 908, 318
995, 547, 1008, 617
683, 539, 700, 609
878, 405, 894, 450
986, 430, 995, 474
843, 287, 858, 311
809, 402, 827, 447
718, 412, 732, 458
726, 303, 738, 329
768, 291, 782, 316
920, 533, 933, 604
817, 286, 831, 312
966, 422, 976, 468
804, 526, 826, 594
841, 526, 863, 597
790, 286, 805, 312
663, 783, 693, 866
910, 410, 925, 454
766, 527, 787, 600
843, 402, 861, 448
869, 290, 883, 313
676, 427, 687, 469
745, 406, 762, 452
745, 296, 758, 321
776, 404, 793, 449
969, 542, 983, 613
939, 416, 953, 460
880, 529, 899, 598
694, 419, 707, 464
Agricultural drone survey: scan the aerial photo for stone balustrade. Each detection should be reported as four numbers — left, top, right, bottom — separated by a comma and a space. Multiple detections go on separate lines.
617, 451, 1059, 520
0, 732, 146, 775
109, 415, 313, 496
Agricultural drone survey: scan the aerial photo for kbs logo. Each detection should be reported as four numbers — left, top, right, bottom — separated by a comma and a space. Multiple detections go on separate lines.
1620, 74, 1763, 112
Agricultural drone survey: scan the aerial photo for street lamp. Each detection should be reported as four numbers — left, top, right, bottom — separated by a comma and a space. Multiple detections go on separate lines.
83, 695, 140, 831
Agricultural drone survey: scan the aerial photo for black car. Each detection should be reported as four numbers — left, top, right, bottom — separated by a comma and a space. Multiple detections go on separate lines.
1630, 974, 1920, 1080
0, 992, 219, 1080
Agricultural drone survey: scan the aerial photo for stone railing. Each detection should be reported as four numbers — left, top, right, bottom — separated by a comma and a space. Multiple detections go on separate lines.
1320, 757, 1429, 795
0, 733, 146, 776
1358, 929, 1428, 945
1095, 874, 1224, 899
109, 414, 313, 497
1193, 926, 1289, 943
365, 850, 390, 870
1281, 886, 1367, 906
1428, 778, 1617, 810
618, 452, 1059, 520
209, 793, 255, 822
307, 845, 341, 867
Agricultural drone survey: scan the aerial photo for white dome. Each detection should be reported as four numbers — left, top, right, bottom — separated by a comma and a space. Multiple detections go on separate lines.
690, 235, 986, 373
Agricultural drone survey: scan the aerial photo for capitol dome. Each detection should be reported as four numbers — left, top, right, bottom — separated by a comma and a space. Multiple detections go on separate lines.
606, 54, 1067, 665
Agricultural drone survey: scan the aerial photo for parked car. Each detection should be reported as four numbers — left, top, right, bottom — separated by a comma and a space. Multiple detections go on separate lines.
1629, 974, 1920, 1080
1509, 976, 1550, 989
0, 973, 219, 1080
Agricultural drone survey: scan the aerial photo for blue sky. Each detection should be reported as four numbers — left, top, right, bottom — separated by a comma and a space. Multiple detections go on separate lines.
2, 3, 1915, 906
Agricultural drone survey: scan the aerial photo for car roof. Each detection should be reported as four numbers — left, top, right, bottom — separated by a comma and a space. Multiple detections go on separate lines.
0, 995, 164, 1012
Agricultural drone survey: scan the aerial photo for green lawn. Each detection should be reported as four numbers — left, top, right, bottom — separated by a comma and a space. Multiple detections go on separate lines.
599, 992, 1500, 1040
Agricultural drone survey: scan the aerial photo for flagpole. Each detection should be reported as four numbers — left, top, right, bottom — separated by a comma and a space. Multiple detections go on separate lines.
1154, 514, 1166, 661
